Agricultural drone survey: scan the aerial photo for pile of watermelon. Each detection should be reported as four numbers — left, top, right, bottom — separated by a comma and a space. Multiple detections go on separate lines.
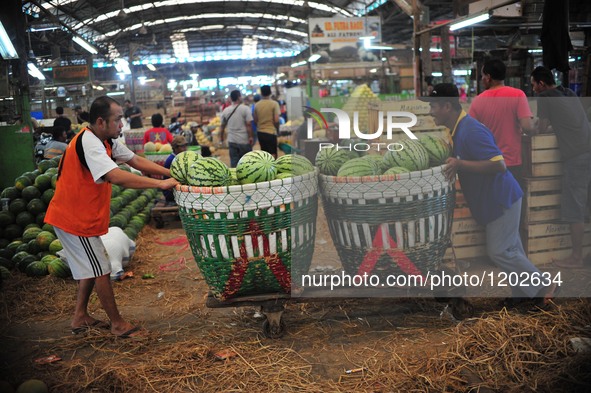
170, 151, 314, 187
0, 158, 157, 281
316, 135, 452, 177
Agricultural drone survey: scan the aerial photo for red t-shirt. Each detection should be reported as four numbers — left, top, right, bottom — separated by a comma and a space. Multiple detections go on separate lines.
469, 86, 532, 167
143, 127, 174, 144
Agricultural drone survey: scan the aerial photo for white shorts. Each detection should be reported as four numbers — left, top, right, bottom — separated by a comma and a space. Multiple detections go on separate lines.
54, 227, 111, 280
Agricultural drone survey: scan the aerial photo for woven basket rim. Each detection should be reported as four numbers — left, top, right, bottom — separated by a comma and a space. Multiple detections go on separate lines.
319, 164, 445, 184
175, 168, 318, 195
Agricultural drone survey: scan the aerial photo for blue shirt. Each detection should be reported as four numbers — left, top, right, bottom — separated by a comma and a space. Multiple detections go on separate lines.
163, 153, 176, 201
453, 114, 523, 225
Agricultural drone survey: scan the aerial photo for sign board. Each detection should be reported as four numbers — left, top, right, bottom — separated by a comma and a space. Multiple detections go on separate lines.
309, 17, 382, 63
52, 65, 90, 85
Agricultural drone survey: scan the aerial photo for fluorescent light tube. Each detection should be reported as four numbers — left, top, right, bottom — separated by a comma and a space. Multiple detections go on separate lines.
450, 13, 490, 31
146, 63, 156, 71
308, 54, 321, 62
0, 21, 18, 59
27, 63, 45, 80
72, 36, 98, 54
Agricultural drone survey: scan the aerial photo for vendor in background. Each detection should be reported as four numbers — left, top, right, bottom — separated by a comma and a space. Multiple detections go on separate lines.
53, 106, 72, 133
124, 99, 143, 129
35, 126, 68, 161
168, 115, 183, 134
143, 113, 174, 144
187, 122, 212, 157
254, 85, 280, 157
74, 105, 90, 124
251, 94, 261, 145
163, 135, 188, 205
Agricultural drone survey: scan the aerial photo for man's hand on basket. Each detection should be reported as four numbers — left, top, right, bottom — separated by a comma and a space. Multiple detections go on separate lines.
443, 157, 460, 182
159, 178, 180, 190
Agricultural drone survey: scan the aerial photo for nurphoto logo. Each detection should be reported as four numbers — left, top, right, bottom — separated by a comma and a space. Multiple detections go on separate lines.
304, 106, 418, 152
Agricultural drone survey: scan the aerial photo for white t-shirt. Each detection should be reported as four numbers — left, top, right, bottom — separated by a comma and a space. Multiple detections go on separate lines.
81, 131, 135, 183
221, 103, 252, 145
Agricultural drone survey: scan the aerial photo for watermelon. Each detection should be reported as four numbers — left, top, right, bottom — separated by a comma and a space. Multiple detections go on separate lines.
51, 174, 58, 189
49, 239, 62, 254
228, 168, 239, 185
187, 157, 232, 187
3, 224, 22, 240
15, 243, 29, 254
1, 186, 20, 200
124, 227, 138, 240
0, 255, 15, 269
45, 167, 58, 177
14, 176, 32, 191
8, 198, 27, 215
36, 231, 56, 251
38, 159, 57, 174
0, 211, 15, 227
170, 150, 201, 183
418, 135, 452, 166
27, 239, 42, 255
35, 212, 46, 227
15, 211, 35, 228
6, 240, 23, 255
275, 172, 293, 180
274, 154, 314, 176
111, 184, 122, 198
41, 223, 55, 235
0, 265, 11, 279
16, 379, 49, 393
41, 189, 54, 205
236, 151, 277, 184
21, 185, 41, 202
383, 166, 411, 175
315, 147, 358, 176
383, 139, 430, 172
362, 154, 387, 174
41, 254, 59, 266
14, 252, 36, 272
337, 157, 382, 177
26, 260, 48, 277
47, 258, 71, 278
27, 199, 46, 216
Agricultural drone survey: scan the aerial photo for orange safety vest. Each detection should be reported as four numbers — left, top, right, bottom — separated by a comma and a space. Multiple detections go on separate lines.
45, 128, 115, 237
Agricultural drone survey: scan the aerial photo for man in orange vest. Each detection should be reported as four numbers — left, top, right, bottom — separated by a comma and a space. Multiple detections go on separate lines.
45, 96, 178, 338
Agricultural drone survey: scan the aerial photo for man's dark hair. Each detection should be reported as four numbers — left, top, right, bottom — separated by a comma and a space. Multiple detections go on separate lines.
482, 58, 506, 81
90, 96, 119, 124
531, 66, 555, 86
151, 113, 164, 127
260, 85, 272, 97
55, 106, 64, 115
124, 99, 132, 104
171, 117, 177, 123
51, 126, 65, 140
230, 90, 241, 102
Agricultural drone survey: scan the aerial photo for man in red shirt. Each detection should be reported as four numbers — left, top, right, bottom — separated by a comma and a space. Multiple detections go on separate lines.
469, 58, 535, 189
143, 113, 174, 144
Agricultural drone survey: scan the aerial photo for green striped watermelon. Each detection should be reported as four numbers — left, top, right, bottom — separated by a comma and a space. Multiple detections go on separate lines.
362, 154, 387, 174
47, 258, 71, 278
275, 172, 293, 180
315, 147, 358, 176
26, 260, 48, 277
187, 157, 232, 187
274, 154, 314, 176
337, 157, 382, 177
419, 135, 452, 166
383, 166, 411, 175
236, 151, 277, 184
383, 139, 429, 172
170, 150, 201, 183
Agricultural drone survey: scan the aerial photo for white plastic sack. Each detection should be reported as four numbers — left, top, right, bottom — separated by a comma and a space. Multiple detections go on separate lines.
101, 227, 136, 279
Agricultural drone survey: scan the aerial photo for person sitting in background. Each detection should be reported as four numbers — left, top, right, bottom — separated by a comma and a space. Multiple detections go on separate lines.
53, 106, 72, 133
163, 135, 188, 204
35, 126, 68, 161
143, 113, 174, 144
169, 115, 183, 134
74, 105, 90, 124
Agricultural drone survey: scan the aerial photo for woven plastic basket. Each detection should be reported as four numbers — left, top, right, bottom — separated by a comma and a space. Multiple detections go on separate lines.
123, 129, 145, 154
319, 165, 455, 277
144, 151, 170, 166
174, 170, 319, 300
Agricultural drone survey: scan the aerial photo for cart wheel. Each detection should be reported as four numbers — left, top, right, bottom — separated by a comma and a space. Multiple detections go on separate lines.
262, 318, 286, 339
449, 298, 474, 320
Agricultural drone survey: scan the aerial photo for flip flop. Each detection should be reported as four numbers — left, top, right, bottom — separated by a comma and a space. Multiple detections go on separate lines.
530, 283, 562, 312
117, 326, 143, 339
71, 320, 110, 335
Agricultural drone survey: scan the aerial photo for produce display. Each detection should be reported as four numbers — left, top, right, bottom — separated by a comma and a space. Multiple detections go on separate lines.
340, 84, 379, 132
170, 151, 314, 187
0, 158, 157, 280
143, 141, 172, 153
316, 136, 452, 177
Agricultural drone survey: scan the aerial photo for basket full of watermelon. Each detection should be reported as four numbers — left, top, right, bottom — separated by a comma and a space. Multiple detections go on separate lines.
317, 136, 455, 279
171, 150, 318, 300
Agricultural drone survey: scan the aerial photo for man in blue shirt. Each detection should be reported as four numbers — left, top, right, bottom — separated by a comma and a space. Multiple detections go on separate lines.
422, 83, 558, 308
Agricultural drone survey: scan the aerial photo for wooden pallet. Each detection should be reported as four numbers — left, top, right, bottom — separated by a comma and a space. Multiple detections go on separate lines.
151, 200, 180, 228
522, 134, 562, 177
521, 176, 562, 226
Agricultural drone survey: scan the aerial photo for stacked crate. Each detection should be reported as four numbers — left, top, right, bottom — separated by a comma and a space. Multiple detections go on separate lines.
521, 134, 591, 265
